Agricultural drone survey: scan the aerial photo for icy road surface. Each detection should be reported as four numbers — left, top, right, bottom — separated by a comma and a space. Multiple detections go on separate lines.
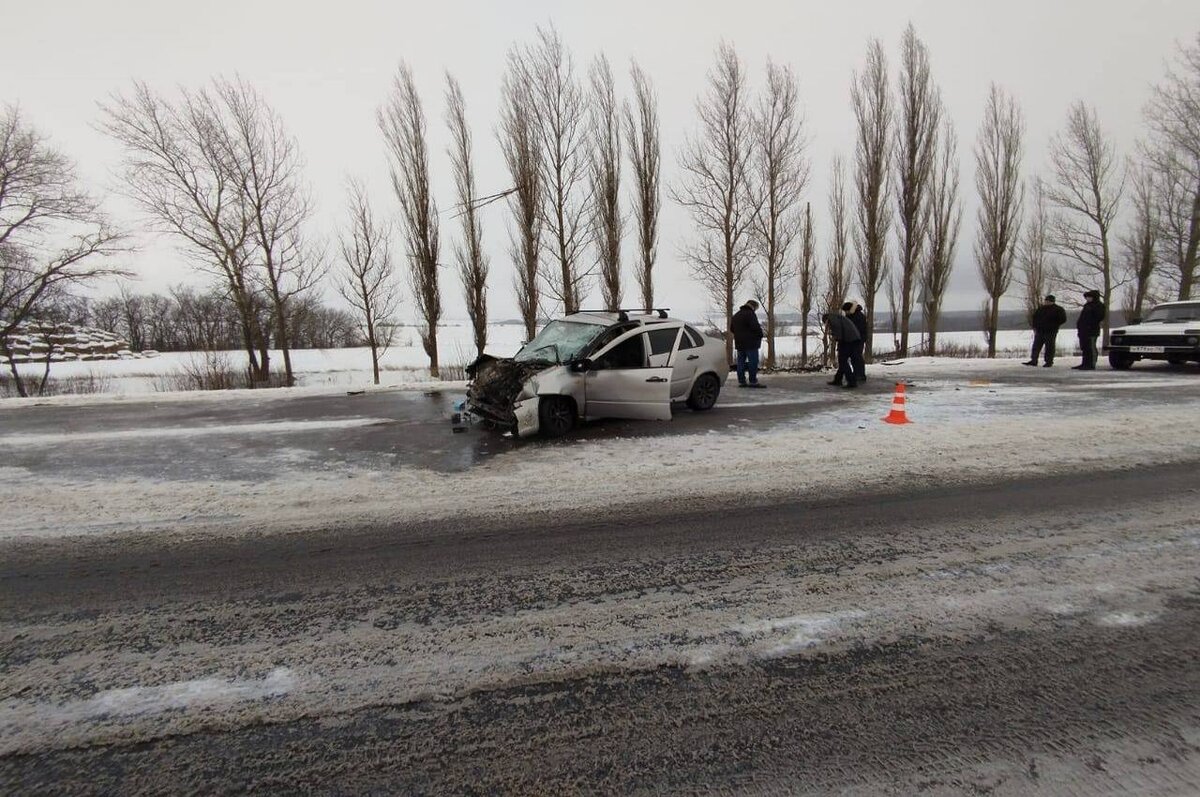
1, 358, 1199, 793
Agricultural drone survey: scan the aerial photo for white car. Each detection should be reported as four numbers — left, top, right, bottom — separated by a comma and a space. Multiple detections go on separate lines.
1106, 300, 1200, 369
465, 310, 729, 438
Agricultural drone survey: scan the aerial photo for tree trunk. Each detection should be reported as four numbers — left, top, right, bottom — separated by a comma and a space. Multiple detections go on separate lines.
2, 343, 28, 398
800, 314, 809, 363
987, 296, 1000, 358
277, 312, 295, 387
765, 280, 776, 369
1182, 179, 1200, 300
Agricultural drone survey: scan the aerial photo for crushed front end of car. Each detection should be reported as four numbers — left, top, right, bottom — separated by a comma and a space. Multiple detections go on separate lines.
464, 355, 549, 435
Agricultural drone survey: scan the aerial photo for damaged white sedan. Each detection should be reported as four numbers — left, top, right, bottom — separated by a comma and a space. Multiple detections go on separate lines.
465, 310, 729, 438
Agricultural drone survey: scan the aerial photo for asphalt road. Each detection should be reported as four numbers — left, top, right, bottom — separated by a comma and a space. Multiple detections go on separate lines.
1, 358, 1196, 482
3, 463, 1199, 794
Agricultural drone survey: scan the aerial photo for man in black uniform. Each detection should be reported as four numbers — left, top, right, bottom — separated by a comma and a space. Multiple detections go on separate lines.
1023, 294, 1067, 367
730, 299, 765, 388
1073, 290, 1105, 370
842, 301, 868, 382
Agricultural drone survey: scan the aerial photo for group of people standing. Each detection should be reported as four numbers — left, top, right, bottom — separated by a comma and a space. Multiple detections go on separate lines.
730, 298, 870, 388
1023, 290, 1107, 370
730, 289, 1109, 385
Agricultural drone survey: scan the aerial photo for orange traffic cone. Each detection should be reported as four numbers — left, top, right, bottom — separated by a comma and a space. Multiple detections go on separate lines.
882, 382, 913, 425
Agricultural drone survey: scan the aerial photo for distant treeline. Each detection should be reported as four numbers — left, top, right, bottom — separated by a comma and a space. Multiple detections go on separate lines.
37, 288, 365, 353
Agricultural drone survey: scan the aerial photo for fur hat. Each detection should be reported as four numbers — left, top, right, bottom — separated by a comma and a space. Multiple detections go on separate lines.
1083, 290, 1100, 300
841, 300, 860, 314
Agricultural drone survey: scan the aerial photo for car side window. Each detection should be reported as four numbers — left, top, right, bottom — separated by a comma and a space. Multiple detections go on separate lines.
595, 333, 646, 369
584, 322, 638, 357
680, 326, 703, 349
646, 327, 680, 356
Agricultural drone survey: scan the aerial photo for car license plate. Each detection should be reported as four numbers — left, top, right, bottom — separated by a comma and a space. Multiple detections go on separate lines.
1130, 346, 1164, 354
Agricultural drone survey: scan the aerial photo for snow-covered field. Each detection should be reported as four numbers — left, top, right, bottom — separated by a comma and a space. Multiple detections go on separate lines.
6, 322, 1037, 397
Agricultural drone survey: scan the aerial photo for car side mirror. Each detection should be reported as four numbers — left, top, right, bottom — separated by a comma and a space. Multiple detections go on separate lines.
1129, 317, 1141, 325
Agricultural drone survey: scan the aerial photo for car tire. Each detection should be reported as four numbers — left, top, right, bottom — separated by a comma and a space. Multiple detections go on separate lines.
538, 396, 576, 438
1167, 355, 1186, 366
686, 373, 721, 411
1108, 351, 1135, 370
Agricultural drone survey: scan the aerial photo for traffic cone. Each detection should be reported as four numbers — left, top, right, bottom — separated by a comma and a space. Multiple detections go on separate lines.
882, 382, 913, 425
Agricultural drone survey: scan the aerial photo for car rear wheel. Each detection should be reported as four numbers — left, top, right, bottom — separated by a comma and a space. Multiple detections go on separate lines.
538, 396, 576, 438
686, 373, 721, 411
1167, 355, 1187, 366
1109, 351, 1135, 370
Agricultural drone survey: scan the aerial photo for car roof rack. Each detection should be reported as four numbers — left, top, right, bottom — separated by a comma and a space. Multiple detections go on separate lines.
576, 308, 672, 321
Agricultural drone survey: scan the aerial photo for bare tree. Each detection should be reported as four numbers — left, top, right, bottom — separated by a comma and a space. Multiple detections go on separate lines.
921, 120, 962, 354
337, 180, 399, 385
499, 54, 542, 341
823, 156, 852, 366
1151, 148, 1196, 300
851, 39, 894, 361
624, 60, 660, 310
379, 62, 441, 377
216, 78, 321, 387
522, 26, 591, 313
1017, 177, 1051, 327
752, 59, 808, 368
589, 54, 623, 311
445, 73, 489, 356
1121, 158, 1159, 320
974, 84, 1024, 358
99, 83, 271, 382
1143, 33, 1200, 299
1045, 101, 1123, 344
673, 41, 759, 364
797, 202, 818, 363
0, 105, 127, 396
894, 24, 942, 354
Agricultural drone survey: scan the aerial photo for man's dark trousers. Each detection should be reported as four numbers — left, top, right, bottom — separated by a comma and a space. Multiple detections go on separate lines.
1031, 330, 1058, 365
1078, 333, 1099, 369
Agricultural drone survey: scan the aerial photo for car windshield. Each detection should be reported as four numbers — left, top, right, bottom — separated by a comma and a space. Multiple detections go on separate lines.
515, 320, 606, 363
1143, 303, 1200, 323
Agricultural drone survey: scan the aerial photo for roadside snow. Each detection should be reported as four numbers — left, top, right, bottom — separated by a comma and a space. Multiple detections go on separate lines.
2, 386, 1198, 542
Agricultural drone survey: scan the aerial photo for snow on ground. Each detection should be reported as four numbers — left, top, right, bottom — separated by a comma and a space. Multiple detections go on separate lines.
6, 323, 1036, 398
1, 357, 1197, 543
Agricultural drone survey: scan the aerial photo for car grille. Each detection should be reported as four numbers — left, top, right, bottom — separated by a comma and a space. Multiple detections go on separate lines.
1110, 334, 1193, 347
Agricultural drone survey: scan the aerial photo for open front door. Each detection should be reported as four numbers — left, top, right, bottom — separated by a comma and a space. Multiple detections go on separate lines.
582, 328, 673, 421
585, 366, 673, 420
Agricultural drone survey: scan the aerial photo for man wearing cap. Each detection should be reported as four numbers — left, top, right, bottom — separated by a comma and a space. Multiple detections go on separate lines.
1023, 295, 1067, 367
730, 299, 765, 388
1073, 290, 1106, 370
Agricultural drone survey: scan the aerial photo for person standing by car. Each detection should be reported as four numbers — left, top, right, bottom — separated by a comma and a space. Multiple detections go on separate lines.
731, 299, 765, 388
1023, 294, 1067, 367
1074, 290, 1106, 370
825, 310, 863, 388
842, 300, 868, 382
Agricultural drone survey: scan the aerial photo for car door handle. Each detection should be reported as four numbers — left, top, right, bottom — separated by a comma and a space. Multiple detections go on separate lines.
687, 355, 699, 360
645, 376, 668, 383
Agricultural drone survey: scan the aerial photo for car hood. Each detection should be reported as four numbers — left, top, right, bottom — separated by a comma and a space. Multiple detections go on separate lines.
465, 355, 556, 420
1113, 321, 1200, 335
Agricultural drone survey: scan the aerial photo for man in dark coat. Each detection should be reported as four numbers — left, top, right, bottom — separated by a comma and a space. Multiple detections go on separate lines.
730, 299, 765, 388
842, 300, 868, 382
1073, 290, 1106, 370
1023, 294, 1068, 367
825, 311, 863, 388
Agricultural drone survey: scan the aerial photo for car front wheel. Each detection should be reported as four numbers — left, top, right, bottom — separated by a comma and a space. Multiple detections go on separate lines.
686, 373, 721, 411
538, 396, 576, 438
1167, 355, 1187, 366
1109, 351, 1135, 370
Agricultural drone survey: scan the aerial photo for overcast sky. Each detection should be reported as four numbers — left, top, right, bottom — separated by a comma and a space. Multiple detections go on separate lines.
5, 0, 1198, 322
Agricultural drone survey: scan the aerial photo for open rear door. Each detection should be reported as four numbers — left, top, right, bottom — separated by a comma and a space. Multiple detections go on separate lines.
584, 366, 673, 420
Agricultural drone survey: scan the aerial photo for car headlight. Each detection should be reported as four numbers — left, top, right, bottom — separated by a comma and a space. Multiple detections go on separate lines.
1187, 336, 1199, 347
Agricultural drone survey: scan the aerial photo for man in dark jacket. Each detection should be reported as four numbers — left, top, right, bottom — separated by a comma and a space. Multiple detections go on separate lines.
1023, 294, 1068, 367
1073, 290, 1105, 370
842, 301, 868, 382
825, 311, 863, 388
730, 299, 765, 388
